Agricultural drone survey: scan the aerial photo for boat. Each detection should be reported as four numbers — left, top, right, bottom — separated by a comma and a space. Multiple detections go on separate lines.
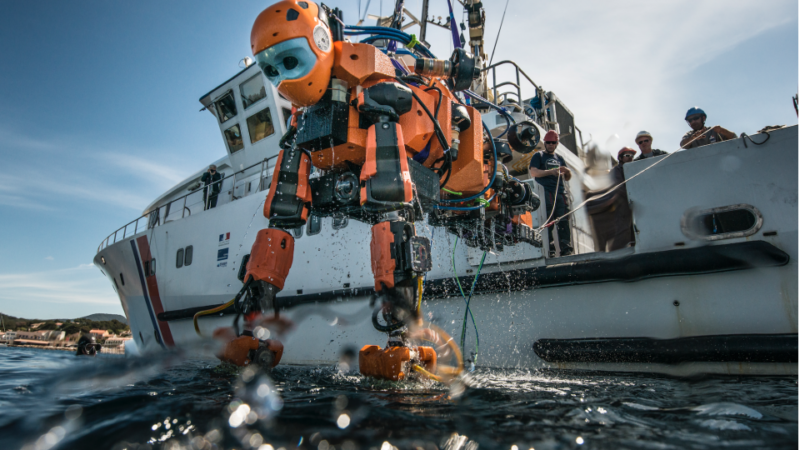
92, 0, 797, 377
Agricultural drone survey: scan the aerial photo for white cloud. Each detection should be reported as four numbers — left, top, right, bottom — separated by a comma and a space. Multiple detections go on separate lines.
0, 126, 193, 212
0, 265, 120, 319
0, 171, 153, 212
98, 152, 188, 190
0, 127, 60, 151
44, 256, 54, 261
431, 0, 796, 152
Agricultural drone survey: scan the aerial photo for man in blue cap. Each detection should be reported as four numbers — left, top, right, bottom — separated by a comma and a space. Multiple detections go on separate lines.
680, 107, 736, 149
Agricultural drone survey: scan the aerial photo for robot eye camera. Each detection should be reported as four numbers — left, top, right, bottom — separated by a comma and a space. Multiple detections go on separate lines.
414, 48, 481, 91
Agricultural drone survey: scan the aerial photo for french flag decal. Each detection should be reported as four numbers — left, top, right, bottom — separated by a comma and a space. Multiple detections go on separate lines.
219, 232, 230, 245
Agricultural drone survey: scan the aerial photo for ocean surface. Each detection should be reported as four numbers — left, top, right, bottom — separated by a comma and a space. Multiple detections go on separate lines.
0, 346, 796, 450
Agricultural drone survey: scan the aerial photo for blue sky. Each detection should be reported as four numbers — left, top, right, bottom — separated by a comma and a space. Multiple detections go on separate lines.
0, 0, 796, 320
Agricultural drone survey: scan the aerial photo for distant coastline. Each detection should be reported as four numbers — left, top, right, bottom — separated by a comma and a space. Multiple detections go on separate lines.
3, 344, 74, 352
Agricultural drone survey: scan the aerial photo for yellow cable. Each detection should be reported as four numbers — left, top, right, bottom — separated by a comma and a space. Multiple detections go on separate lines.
193, 298, 236, 336
416, 276, 423, 315
412, 364, 442, 382
415, 323, 464, 381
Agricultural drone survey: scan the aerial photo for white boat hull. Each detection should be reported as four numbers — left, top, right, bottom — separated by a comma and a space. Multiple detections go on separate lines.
94, 126, 799, 376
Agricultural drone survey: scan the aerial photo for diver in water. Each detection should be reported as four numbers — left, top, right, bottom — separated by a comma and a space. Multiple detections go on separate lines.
76, 334, 99, 356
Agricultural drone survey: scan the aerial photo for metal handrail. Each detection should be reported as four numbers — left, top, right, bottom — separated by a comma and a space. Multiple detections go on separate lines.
97, 155, 279, 253
484, 59, 582, 154
483, 60, 540, 90
481, 60, 554, 130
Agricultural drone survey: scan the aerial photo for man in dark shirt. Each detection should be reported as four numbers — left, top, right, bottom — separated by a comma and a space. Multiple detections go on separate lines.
529, 130, 573, 256
680, 107, 736, 149
201, 165, 222, 209
633, 130, 667, 161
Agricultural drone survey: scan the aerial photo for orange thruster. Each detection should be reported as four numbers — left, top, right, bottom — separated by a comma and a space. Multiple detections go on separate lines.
359, 345, 437, 381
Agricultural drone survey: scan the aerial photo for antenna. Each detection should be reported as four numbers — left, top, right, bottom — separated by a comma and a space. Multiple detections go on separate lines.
238, 57, 254, 69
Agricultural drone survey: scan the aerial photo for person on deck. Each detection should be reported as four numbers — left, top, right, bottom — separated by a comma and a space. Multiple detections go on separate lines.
680, 107, 736, 149
586, 147, 636, 252
201, 165, 222, 210
633, 130, 667, 161
529, 130, 573, 256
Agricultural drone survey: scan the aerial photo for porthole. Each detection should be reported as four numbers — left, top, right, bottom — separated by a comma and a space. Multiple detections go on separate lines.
292, 226, 303, 238
184, 246, 193, 266
176, 248, 184, 268
681, 204, 762, 241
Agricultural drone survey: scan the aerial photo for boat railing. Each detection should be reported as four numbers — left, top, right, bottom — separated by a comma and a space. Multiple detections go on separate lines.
97, 155, 279, 253
484, 60, 542, 115
484, 60, 585, 153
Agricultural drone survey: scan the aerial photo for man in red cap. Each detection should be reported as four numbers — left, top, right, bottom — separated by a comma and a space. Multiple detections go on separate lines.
529, 130, 573, 256
586, 147, 636, 251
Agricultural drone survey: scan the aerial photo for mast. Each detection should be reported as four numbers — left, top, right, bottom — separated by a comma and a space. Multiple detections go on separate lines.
419, 0, 429, 43
464, 1, 488, 98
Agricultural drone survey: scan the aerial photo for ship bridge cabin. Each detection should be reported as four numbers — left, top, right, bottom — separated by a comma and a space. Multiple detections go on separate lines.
199, 62, 293, 172
98, 63, 294, 250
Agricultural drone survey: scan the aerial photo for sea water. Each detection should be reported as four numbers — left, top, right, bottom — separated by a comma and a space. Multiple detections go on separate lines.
0, 347, 796, 450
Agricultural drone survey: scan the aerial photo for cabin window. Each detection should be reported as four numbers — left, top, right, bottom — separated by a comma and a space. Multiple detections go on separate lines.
184, 246, 193, 266
307, 215, 321, 236
120, 273, 125, 285
681, 204, 762, 241
291, 226, 303, 239
144, 259, 156, 276
214, 91, 237, 123
332, 215, 348, 230
225, 124, 244, 153
240, 75, 267, 109
247, 108, 275, 144
176, 248, 184, 268
282, 107, 293, 126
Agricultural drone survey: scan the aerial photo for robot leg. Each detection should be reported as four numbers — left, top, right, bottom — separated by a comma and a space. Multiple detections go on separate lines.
215, 148, 311, 368
359, 120, 432, 325
370, 220, 431, 325
248, 147, 311, 310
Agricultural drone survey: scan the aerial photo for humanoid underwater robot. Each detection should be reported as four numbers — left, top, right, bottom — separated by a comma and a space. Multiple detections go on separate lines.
207, 0, 541, 381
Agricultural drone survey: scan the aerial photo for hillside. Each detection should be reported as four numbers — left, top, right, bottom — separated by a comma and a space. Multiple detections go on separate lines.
0, 313, 129, 336
81, 313, 128, 324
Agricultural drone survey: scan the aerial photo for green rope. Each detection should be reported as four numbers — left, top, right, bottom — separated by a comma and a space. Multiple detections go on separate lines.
453, 237, 482, 364
452, 237, 467, 298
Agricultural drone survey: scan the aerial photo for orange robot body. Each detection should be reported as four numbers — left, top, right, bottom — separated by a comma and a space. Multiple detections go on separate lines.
512, 212, 534, 227
332, 41, 396, 86
369, 222, 398, 290
359, 345, 437, 381
398, 84, 436, 154
445, 105, 486, 195
423, 79, 456, 168
245, 228, 295, 290
231, 0, 541, 383
309, 100, 367, 169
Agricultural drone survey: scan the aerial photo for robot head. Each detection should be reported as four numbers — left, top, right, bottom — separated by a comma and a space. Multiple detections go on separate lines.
251, 0, 334, 107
